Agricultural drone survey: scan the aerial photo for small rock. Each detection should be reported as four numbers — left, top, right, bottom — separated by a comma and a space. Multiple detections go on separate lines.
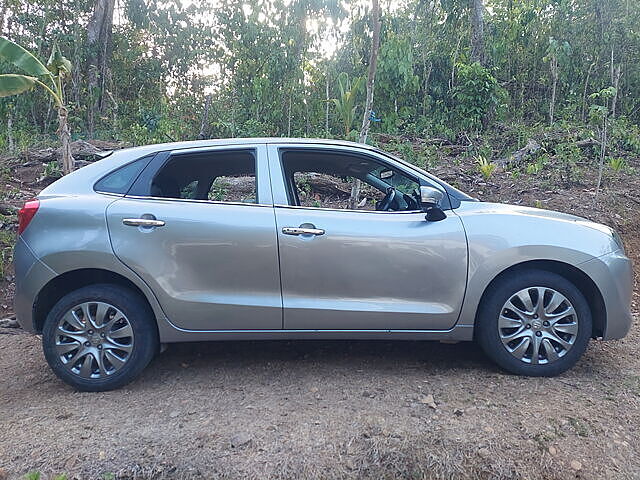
453, 409, 464, 417
0, 317, 19, 329
230, 432, 252, 448
419, 394, 437, 409
570, 460, 582, 471
548, 446, 557, 455
310, 387, 319, 393
483, 426, 495, 434
362, 391, 375, 398
478, 448, 490, 458
0, 467, 7, 480
169, 410, 181, 418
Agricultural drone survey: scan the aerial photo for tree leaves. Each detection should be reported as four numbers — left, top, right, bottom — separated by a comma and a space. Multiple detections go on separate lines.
47, 42, 72, 76
0, 37, 50, 77
0, 74, 37, 97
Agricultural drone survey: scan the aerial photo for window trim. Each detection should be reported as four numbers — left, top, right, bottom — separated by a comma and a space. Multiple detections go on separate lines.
126, 147, 265, 206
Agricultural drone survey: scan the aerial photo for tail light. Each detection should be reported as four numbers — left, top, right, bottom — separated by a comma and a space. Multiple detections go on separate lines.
18, 199, 40, 235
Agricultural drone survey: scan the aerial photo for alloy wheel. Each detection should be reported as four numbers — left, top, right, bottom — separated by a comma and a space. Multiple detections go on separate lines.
54, 301, 134, 379
498, 287, 578, 365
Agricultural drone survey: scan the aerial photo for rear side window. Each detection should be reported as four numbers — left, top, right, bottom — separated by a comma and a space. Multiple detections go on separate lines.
135, 149, 257, 203
94, 155, 153, 194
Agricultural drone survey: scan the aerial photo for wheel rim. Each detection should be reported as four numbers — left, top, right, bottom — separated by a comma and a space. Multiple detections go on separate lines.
54, 301, 134, 379
498, 287, 578, 365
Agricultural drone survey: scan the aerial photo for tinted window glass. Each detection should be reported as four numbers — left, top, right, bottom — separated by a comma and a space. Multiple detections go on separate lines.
282, 150, 420, 212
148, 149, 257, 203
94, 156, 151, 194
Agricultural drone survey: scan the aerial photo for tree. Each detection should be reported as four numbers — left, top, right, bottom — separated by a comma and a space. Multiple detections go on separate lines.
86, 0, 116, 137
348, 0, 381, 209
0, 37, 74, 173
470, 0, 485, 65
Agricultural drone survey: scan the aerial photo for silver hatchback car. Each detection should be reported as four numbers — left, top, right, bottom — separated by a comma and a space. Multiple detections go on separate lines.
14, 138, 633, 391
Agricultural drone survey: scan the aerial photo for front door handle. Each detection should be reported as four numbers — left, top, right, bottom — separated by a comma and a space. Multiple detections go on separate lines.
282, 226, 325, 236
123, 218, 166, 227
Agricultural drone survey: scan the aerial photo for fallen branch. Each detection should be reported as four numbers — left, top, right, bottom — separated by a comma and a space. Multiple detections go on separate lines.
498, 138, 541, 167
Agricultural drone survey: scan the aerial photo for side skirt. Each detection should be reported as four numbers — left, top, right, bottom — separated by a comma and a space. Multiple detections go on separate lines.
156, 318, 474, 343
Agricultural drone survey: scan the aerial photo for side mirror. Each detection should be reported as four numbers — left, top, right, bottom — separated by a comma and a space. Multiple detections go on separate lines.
419, 186, 444, 206
419, 186, 447, 222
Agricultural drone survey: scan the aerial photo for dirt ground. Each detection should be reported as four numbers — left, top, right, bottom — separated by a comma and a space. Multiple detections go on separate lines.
0, 139, 639, 479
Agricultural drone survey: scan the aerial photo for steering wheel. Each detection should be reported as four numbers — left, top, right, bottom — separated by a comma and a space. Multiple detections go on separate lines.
376, 187, 396, 211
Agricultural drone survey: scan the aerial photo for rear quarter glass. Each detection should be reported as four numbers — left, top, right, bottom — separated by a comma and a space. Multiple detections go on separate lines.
94, 154, 155, 195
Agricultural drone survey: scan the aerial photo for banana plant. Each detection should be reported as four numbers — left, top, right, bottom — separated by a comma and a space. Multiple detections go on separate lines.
0, 37, 74, 174
331, 72, 363, 139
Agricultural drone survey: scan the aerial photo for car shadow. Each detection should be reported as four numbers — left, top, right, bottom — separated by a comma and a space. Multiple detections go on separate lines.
143, 339, 496, 380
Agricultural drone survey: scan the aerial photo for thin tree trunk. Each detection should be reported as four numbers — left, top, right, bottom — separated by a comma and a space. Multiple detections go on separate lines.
198, 94, 212, 140
86, 0, 116, 138
7, 107, 14, 153
549, 56, 558, 125
325, 72, 330, 136
349, 0, 381, 210
470, 0, 485, 65
581, 61, 595, 122
58, 106, 74, 175
594, 117, 607, 203
610, 49, 622, 119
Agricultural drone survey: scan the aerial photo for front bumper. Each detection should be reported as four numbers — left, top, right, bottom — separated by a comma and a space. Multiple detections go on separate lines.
579, 249, 634, 340
13, 236, 57, 333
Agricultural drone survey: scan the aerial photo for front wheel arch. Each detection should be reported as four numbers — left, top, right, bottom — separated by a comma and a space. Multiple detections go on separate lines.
474, 260, 606, 339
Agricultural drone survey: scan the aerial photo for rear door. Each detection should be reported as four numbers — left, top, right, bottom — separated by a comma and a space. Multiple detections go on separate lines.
105, 144, 283, 330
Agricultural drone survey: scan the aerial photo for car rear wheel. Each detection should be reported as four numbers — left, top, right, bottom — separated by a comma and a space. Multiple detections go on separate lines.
42, 284, 158, 391
476, 270, 592, 377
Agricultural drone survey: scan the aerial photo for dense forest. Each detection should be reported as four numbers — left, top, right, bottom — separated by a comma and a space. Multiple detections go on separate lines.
1, 0, 640, 167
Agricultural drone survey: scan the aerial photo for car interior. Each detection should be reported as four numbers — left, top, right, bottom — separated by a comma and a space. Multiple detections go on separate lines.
280, 149, 421, 211
149, 150, 257, 203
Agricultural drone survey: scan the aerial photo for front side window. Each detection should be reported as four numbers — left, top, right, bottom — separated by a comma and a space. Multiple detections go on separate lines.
146, 149, 257, 204
281, 149, 421, 212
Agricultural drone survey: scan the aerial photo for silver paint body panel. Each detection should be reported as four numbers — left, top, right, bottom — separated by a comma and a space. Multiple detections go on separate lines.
13, 138, 633, 343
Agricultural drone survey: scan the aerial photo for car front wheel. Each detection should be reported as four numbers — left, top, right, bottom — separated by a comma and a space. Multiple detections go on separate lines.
476, 270, 592, 377
42, 284, 158, 391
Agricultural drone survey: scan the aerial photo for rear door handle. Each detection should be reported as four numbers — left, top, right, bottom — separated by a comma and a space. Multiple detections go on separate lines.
282, 227, 325, 236
123, 218, 165, 227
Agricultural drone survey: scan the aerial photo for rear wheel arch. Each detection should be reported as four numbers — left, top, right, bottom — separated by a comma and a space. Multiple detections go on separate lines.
33, 268, 159, 335
474, 260, 606, 338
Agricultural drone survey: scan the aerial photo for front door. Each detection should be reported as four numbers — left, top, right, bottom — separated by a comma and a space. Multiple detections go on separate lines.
106, 145, 282, 331
269, 145, 468, 330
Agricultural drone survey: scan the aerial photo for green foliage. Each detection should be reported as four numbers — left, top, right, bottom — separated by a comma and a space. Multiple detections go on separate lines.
452, 63, 505, 132
24, 472, 41, 480
0, 74, 37, 97
526, 159, 545, 175
331, 72, 363, 138
0, 37, 50, 76
607, 157, 626, 172
476, 155, 497, 179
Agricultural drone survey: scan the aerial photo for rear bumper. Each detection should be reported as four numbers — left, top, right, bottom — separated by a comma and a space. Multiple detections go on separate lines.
579, 249, 634, 340
13, 237, 57, 333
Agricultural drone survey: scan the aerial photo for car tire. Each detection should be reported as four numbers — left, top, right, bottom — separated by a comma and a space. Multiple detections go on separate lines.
42, 284, 158, 391
476, 270, 592, 377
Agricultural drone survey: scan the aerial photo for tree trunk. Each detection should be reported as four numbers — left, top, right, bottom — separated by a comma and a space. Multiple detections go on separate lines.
470, 0, 485, 65
325, 72, 330, 136
58, 106, 74, 175
349, 0, 382, 210
581, 61, 595, 122
198, 94, 212, 140
549, 56, 558, 125
7, 107, 14, 153
86, 0, 116, 138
